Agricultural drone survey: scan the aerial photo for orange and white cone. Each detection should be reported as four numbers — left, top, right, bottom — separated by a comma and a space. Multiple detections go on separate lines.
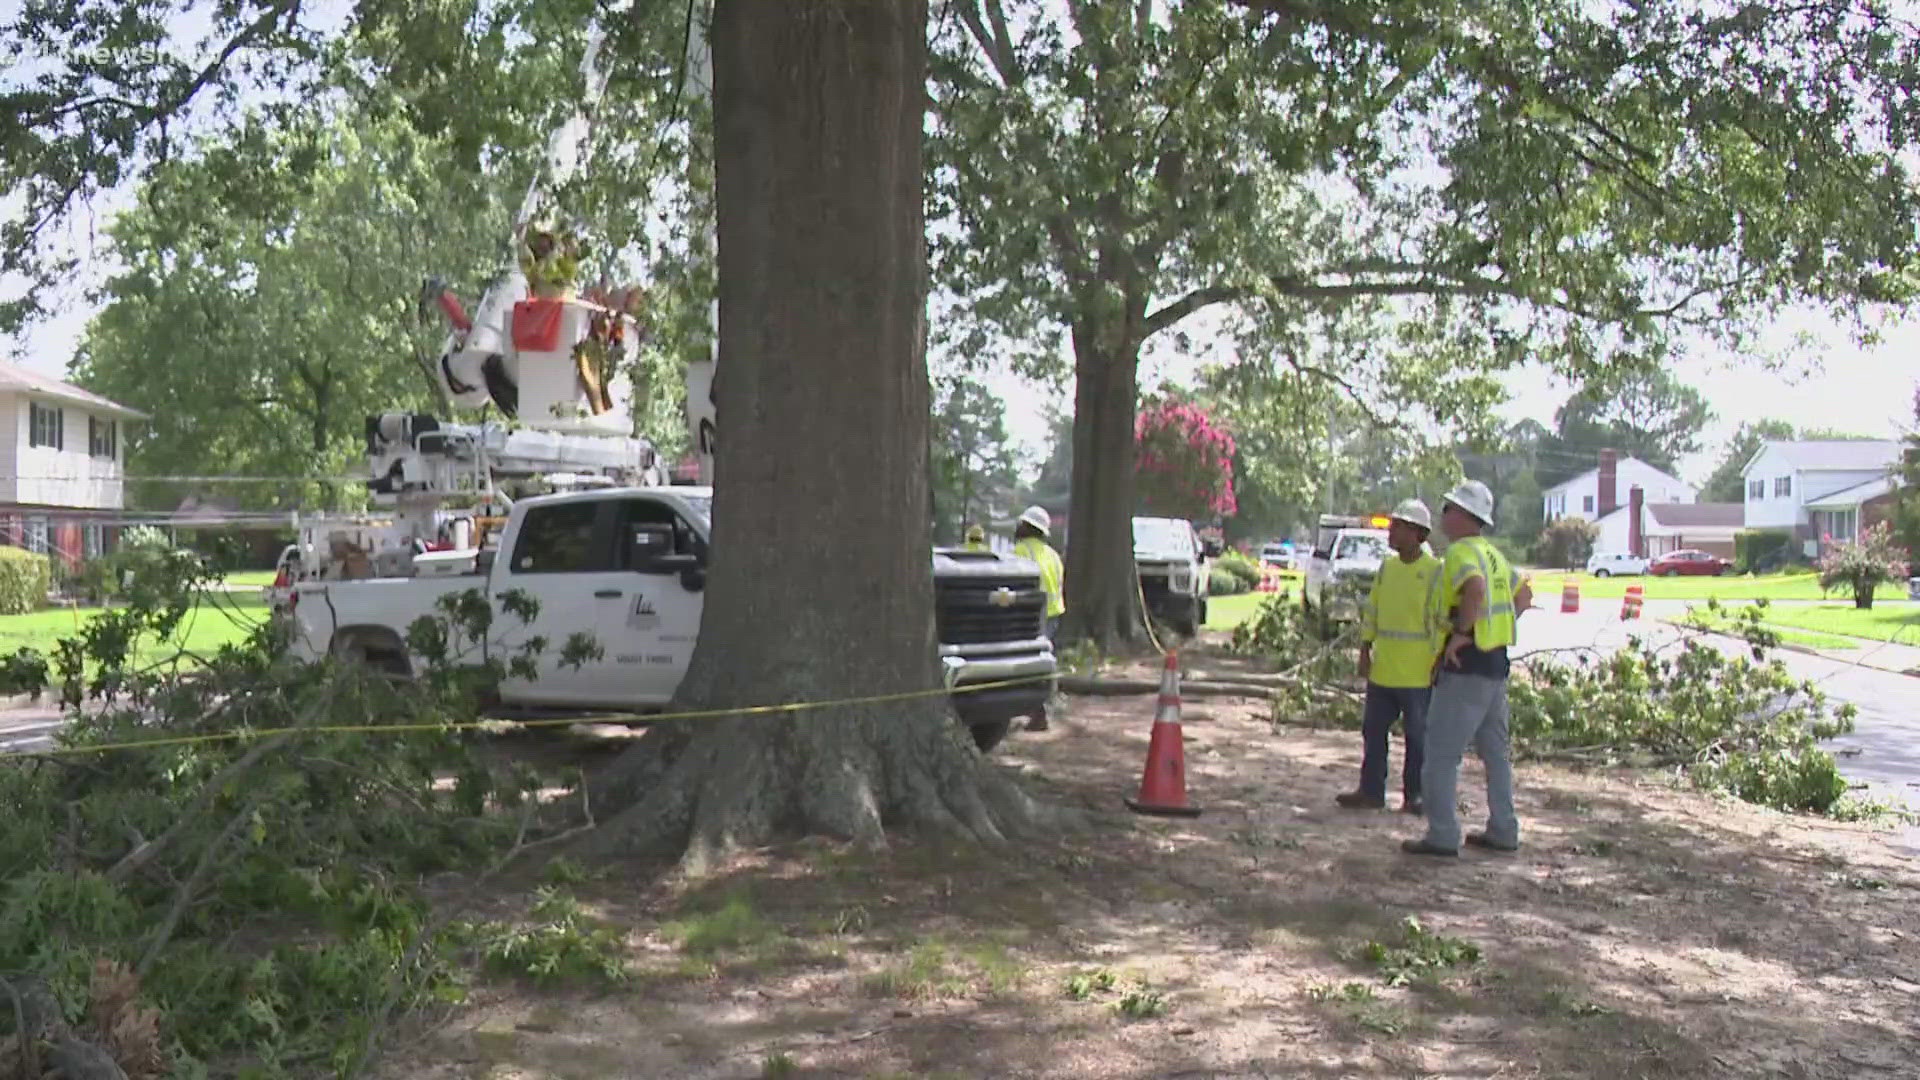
1621, 583, 1643, 621
1124, 650, 1203, 818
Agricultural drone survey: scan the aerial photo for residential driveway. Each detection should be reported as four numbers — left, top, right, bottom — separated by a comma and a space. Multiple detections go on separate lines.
1520, 598, 1920, 854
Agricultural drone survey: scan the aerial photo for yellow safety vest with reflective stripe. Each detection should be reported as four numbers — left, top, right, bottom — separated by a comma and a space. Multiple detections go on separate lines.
1013, 537, 1066, 618
1361, 551, 1442, 688
1435, 535, 1518, 652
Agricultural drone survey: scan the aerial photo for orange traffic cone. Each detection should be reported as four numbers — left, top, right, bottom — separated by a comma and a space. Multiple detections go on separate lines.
1124, 651, 1203, 818
1560, 579, 1580, 613
1620, 583, 1643, 621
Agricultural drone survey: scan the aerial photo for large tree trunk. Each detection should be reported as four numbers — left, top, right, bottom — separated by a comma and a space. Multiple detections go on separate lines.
1060, 322, 1149, 652
582, 0, 1043, 873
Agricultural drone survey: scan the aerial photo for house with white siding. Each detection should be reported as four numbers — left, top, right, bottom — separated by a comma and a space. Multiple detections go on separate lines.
1740, 439, 1902, 554
1541, 450, 1694, 524
0, 364, 147, 567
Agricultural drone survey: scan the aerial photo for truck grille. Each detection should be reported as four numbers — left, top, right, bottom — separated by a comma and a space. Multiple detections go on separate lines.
935, 577, 1046, 645
1139, 575, 1171, 602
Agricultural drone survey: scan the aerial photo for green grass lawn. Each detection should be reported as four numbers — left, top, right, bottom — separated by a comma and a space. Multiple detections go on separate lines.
1205, 590, 1278, 632
1527, 570, 1907, 603
1753, 603, 1920, 646
0, 596, 269, 671
221, 569, 278, 589
1665, 610, 1863, 652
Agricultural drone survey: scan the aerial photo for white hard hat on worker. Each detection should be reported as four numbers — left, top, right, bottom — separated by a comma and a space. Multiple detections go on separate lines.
1388, 498, 1432, 532
1017, 505, 1052, 538
1439, 480, 1495, 528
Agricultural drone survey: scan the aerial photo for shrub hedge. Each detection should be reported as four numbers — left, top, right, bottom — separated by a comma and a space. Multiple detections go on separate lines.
0, 546, 51, 615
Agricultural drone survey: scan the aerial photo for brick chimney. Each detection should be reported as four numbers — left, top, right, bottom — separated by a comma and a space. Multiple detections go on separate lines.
1598, 448, 1619, 518
1628, 485, 1645, 557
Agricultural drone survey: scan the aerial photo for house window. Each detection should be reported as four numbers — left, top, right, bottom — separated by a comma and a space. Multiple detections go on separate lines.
28, 403, 62, 450
1748, 478, 1764, 499
88, 417, 117, 460
1582, 495, 1595, 513
83, 524, 104, 560
1823, 509, 1858, 543
1774, 476, 1792, 497
23, 518, 48, 555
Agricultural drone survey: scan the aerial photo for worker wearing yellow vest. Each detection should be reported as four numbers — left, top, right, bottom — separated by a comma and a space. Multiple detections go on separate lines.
1404, 479, 1535, 858
964, 524, 988, 551
1336, 498, 1441, 815
1013, 505, 1066, 732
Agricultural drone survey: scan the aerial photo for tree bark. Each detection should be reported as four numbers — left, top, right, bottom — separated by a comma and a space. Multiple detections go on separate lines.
581, 0, 1046, 873
1060, 321, 1150, 652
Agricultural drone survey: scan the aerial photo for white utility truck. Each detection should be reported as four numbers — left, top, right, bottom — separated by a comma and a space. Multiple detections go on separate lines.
281, 486, 1057, 751
1302, 513, 1393, 632
1132, 515, 1213, 637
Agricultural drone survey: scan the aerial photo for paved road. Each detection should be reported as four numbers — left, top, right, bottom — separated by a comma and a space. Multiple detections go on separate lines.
1519, 598, 1920, 853
0, 701, 65, 755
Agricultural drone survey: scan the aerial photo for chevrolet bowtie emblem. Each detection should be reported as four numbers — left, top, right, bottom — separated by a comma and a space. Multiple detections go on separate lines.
988, 587, 1017, 608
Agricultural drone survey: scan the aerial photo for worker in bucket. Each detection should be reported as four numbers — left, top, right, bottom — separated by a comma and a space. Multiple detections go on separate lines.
1403, 479, 1534, 858
1336, 498, 1440, 816
1012, 505, 1065, 731
964, 524, 989, 551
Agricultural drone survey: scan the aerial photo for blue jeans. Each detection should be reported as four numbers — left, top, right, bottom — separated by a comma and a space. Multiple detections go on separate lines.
1360, 684, 1429, 801
1419, 672, 1518, 850
1045, 616, 1062, 642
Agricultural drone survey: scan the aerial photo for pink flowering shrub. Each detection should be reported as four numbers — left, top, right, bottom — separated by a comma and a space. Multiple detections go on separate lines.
1135, 398, 1237, 520
1816, 521, 1907, 609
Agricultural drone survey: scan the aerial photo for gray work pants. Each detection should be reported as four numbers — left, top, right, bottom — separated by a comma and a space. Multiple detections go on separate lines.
1419, 671, 1519, 851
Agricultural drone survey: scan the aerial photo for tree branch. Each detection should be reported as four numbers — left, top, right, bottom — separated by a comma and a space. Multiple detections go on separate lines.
1143, 285, 1249, 336
956, 0, 1021, 87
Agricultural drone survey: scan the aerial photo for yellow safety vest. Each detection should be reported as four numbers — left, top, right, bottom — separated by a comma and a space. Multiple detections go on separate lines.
1435, 535, 1518, 653
1361, 551, 1442, 688
1013, 537, 1066, 618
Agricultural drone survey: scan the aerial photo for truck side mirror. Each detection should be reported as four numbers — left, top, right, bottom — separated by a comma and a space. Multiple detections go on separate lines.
1202, 538, 1223, 558
627, 523, 702, 577
627, 523, 676, 566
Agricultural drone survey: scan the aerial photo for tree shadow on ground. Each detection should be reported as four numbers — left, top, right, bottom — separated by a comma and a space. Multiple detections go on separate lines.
373, 700, 1919, 1079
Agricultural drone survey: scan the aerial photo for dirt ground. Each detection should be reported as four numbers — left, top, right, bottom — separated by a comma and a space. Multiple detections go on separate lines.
376, 649, 1920, 1080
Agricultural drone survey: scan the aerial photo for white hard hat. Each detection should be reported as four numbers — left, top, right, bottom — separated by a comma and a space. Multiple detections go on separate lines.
1389, 498, 1432, 531
1440, 479, 1495, 526
1017, 505, 1051, 537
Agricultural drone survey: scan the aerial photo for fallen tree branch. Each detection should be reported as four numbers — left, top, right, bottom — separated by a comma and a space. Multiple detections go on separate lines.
109, 728, 293, 884
1059, 675, 1283, 697
138, 777, 275, 980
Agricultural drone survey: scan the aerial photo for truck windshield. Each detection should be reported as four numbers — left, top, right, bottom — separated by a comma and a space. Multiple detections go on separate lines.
681, 495, 713, 526
1335, 534, 1388, 561
1132, 518, 1194, 555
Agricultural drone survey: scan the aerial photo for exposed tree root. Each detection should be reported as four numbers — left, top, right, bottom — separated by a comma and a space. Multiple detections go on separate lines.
573, 701, 1067, 875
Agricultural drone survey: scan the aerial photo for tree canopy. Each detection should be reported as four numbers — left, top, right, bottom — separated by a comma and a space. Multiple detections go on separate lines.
929, 0, 1920, 647
1535, 367, 1716, 487
72, 107, 513, 510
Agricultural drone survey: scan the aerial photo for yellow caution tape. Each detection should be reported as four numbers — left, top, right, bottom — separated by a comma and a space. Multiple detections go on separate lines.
12, 672, 1060, 759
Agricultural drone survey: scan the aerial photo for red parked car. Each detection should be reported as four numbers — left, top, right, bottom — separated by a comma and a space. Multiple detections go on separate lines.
1648, 549, 1735, 577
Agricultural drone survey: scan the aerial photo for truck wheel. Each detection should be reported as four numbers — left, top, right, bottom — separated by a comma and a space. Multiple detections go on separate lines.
332, 631, 412, 679
969, 719, 1012, 753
